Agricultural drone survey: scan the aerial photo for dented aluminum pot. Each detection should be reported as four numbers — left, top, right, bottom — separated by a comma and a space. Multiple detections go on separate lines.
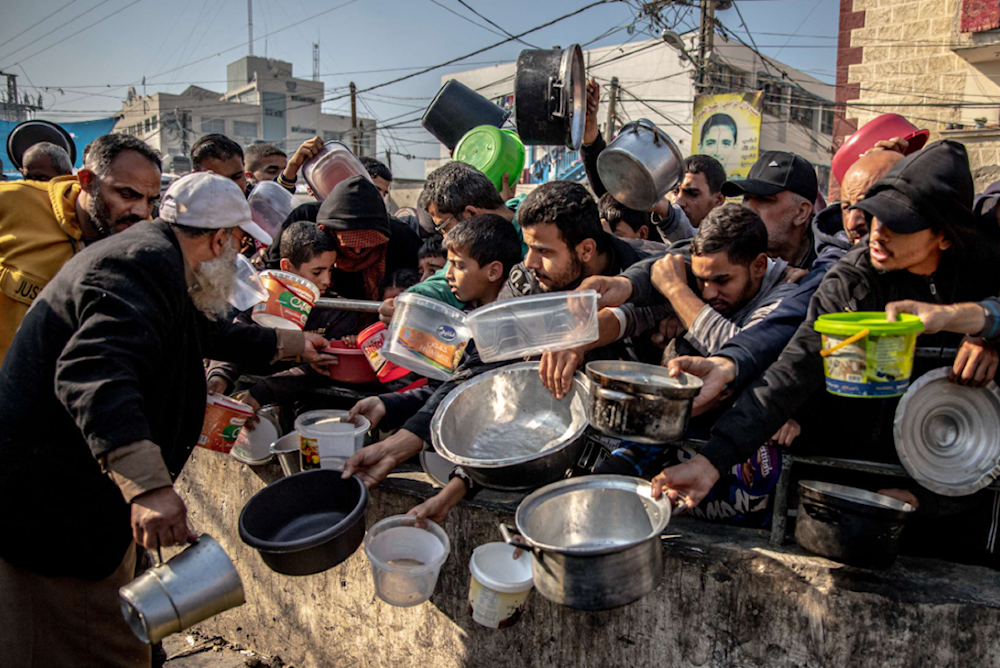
586, 361, 702, 444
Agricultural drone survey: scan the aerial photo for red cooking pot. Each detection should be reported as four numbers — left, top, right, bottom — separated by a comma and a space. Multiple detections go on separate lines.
832, 114, 929, 185
319, 341, 379, 384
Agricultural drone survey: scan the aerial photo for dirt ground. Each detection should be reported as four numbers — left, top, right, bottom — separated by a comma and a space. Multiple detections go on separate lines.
161, 632, 285, 668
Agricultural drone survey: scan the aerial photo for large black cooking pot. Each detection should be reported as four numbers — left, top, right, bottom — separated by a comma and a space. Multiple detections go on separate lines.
422, 79, 511, 150
794, 480, 915, 569
514, 44, 585, 149
239, 469, 368, 576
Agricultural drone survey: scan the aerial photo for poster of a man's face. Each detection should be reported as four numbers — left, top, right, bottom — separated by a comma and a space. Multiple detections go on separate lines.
698, 114, 738, 173
691, 92, 763, 179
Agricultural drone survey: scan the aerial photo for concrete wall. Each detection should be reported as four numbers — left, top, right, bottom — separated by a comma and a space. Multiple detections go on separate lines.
173, 449, 1000, 668
836, 0, 1000, 192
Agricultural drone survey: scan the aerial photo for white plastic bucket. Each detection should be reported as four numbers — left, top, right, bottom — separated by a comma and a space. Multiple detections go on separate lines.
364, 515, 450, 607
468, 542, 533, 628
294, 410, 370, 471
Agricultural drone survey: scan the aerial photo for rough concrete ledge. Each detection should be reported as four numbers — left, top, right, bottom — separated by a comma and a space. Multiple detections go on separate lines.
173, 449, 1000, 668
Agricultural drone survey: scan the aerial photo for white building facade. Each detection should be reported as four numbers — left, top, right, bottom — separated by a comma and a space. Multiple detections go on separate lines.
115, 56, 375, 172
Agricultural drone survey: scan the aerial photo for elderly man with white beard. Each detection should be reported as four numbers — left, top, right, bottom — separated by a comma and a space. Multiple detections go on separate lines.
0, 172, 335, 668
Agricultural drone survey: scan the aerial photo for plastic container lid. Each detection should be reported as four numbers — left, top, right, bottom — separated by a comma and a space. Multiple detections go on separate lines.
466, 290, 599, 362
469, 542, 533, 594
232, 415, 278, 464
295, 410, 370, 439
894, 367, 1000, 496
813, 311, 923, 337
301, 140, 370, 201
454, 126, 525, 192
207, 393, 255, 416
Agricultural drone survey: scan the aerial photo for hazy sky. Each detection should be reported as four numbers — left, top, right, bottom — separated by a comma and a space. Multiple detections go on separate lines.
0, 0, 840, 177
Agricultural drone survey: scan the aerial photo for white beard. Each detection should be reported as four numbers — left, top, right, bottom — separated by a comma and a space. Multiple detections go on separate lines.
190, 239, 238, 321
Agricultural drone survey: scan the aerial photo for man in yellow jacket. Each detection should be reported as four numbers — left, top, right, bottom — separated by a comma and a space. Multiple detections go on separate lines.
0, 134, 162, 363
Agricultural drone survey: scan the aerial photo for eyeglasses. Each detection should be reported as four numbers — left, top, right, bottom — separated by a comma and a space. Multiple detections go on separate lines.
433, 215, 457, 234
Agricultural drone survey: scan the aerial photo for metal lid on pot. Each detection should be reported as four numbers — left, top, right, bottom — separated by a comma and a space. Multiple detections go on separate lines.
798, 480, 916, 514
894, 367, 1000, 496
586, 360, 703, 398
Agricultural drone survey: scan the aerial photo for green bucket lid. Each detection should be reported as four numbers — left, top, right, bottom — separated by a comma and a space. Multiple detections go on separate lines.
454, 125, 525, 192
814, 311, 924, 337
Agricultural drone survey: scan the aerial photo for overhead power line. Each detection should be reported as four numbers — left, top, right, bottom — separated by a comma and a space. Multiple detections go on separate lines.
453, 0, 542, 49
0, 0, 114, 67
0, 0, 78, 52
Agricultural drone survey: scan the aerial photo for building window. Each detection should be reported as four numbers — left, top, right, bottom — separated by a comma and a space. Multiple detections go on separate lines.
821, 108, 834, 135
151, 116, 158, 130
291, 95, 317, 104
323, 130, 341, 141
201, 117, 226, 134
789, 104, 814, 129
759, 79, 784, 116
144, 118, 151, 133
291, 126, 316, 134
234, 121, 258, 138
264, 108, 284, 118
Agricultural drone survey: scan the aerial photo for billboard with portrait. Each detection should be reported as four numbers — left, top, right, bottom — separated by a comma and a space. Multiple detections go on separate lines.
691, 92, 763, 179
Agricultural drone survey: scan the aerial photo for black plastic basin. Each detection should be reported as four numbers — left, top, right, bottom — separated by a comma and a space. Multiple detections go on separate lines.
239, 469, 368, 576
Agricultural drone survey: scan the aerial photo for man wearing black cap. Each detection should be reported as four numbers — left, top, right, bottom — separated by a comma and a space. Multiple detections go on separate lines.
652, 142, 1000, 567
721, 150, 821, 269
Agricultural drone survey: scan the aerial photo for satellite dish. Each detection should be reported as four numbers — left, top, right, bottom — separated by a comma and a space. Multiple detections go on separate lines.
716, 1, 733, 10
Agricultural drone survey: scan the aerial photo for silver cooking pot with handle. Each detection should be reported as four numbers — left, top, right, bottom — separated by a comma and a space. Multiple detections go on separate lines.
500, 475, 682, 610
596, 118, 685, 211
586, 361, 702, 444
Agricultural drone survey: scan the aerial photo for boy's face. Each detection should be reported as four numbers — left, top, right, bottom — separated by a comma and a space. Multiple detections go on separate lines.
445, 248, 494, 305
419, 255, 447, 282
283, 249, 338, 294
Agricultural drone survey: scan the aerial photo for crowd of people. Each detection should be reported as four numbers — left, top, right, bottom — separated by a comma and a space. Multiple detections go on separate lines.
2, 79, 1000, 666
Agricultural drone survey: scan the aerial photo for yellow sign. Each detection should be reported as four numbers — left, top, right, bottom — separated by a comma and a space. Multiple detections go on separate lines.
691, 92, 763, 179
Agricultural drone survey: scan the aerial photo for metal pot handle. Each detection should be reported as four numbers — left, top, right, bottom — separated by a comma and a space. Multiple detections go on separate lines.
548, 76, 566, 120
499, 523, 540, 556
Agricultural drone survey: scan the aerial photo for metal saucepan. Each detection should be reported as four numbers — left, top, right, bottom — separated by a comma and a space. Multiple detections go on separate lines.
596, 118, 685, 210
586, 361, 703, 444
501, 475, 681, 610
514, 44, 585, 149
431, 362, 590, 491
794, 480, 916, 569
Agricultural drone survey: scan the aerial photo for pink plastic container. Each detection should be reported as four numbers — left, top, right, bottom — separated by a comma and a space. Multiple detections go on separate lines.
357, 322, 412, 383
301, 141, 371, 201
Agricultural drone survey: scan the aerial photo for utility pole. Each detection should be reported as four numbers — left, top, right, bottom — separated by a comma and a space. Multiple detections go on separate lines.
350, 82, 359, 155
247, 0, 254, 57
180, 110, 191, 157
605, 76, 619, 140
696, 0, 716, 91
6, 72, 17, 123
385, 149, 392, 172
312, 43, 320, 82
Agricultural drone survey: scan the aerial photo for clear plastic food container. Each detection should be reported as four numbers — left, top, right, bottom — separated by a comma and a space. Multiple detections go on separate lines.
381, 293, 472, 381
248, 181, 300, 239
364, 515, 450, 607
301, 140, 371, 201
466, 290, 599, 362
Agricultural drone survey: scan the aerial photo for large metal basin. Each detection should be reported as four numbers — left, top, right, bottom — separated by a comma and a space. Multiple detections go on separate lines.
430, 362, 590, 490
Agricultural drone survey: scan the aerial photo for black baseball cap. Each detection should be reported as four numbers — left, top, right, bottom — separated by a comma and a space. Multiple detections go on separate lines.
721, 151, 818, 202
850, 140, 973, 235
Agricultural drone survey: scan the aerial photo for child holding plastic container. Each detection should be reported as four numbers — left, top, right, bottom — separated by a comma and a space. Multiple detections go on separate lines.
205, 221, 360, 396
400, 215, 524, 525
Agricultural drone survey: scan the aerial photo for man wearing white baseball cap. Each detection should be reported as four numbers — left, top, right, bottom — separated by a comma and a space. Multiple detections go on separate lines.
0, 171, 334, 667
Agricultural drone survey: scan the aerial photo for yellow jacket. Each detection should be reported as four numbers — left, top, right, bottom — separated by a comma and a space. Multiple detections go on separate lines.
0, 175, 84, 363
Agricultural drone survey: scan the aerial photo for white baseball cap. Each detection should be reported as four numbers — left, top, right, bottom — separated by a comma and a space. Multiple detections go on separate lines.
159, 171, 273, 246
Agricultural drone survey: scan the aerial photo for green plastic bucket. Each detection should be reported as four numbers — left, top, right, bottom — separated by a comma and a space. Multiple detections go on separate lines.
454, 126, 525, 192
813, 312, 923, 398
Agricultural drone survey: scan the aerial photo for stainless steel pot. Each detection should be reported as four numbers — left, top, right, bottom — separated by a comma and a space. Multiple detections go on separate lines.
119, 535, 244, 645
586, 361, 702, 444
596, 119, 685, 210
269, 430, 302, 477
514, 45, 585, 149
500, 475, 679, 610
431, 362, 590, 491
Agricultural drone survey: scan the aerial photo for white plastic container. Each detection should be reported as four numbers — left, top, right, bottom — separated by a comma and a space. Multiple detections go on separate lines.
381, 293, 472, 381
364, 515, 450, 607
248, 181, 300, 239
294, 410, 370, 471
301, 140, 371, 201
227, 254, 269, 312
468, 542, 534, 628
466, 290, 599, 362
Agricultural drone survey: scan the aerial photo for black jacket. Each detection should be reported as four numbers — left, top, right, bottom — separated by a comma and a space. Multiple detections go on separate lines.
701, 243, 1000, 501
0, 220, 277, 578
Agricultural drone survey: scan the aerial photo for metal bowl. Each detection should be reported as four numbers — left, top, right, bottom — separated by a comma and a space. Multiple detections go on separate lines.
894, 367, 1000, 496
431, 362, 589, 490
